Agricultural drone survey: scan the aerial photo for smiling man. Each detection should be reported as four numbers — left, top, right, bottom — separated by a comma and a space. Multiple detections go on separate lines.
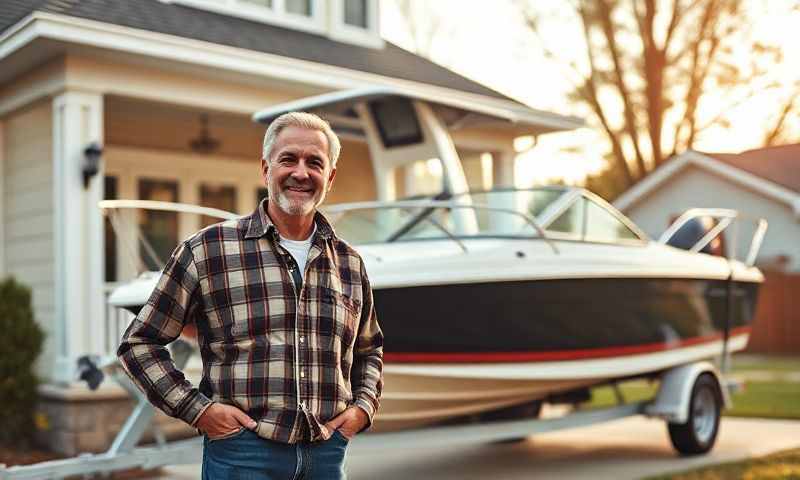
118, 112, 384, 479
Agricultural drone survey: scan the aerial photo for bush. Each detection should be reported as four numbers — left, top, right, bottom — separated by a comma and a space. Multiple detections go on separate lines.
0, 277, 45, 447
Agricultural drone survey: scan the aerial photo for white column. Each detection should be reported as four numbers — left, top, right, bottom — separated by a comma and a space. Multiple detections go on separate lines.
179, 176, 200, 241
492, 149, 516, 188
52, 91, 105, 385
116, 172, 140, 281
489, 149, 526, 233
0, 120, 5, 278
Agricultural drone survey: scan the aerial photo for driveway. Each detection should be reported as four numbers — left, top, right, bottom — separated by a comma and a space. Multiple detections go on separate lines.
157, 416, 800, 479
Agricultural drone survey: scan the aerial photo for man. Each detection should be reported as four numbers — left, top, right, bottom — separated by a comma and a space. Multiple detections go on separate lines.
117, 112, 384, 479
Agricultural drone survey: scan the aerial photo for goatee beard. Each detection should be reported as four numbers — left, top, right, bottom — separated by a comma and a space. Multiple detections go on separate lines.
268, 172, 327, 216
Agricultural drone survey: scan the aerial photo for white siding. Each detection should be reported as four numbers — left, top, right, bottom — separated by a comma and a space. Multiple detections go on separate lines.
626, 165, 800, 271
3, 101, 56, 379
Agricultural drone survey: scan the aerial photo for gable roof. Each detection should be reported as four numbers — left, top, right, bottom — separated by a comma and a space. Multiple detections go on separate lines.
613, 147, 800, 219
709, 144, 800, 194
0, 0, 517, 103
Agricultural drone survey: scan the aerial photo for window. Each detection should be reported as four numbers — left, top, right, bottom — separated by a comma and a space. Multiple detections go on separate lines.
240, 0, 272, 7
173, 0, 325, 35
548, 199, 585, 236
286, 0, 311, 16
138, 179, 179, 271
199, 184, 237, 228
584, 199, 639, 242
329, 0, 382, 48
344, 0, 368, 28
546, 196, 639, 242
104, 176, 118, 282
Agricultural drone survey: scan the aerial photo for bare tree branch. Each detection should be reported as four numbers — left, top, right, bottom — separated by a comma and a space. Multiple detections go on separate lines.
594, 0, 647, 177
576, 3, 636, 185
763, 91, 799, 146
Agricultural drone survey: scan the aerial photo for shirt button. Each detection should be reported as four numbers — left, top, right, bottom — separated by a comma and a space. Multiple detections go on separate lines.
300, 336, 305, 344
300, 371, 305, 378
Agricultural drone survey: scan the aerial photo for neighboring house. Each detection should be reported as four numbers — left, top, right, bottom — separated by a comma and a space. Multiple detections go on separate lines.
614, 145, 800, 355
0, 0, 581, 454
614, 145, 800, 272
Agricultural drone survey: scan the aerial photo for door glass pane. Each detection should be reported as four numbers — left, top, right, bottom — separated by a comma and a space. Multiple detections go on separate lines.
547, 198, 585, 236
344, 0, 368, 27
241, 0, 272, 8
286, 0, 311, 16
104, 176, 118, 282
584, 199, 638, 242
138, 179, 178, 271
199, 184, 237, 228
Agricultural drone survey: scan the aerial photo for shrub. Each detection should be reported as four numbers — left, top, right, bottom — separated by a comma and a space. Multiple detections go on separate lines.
0, 277, 45, 447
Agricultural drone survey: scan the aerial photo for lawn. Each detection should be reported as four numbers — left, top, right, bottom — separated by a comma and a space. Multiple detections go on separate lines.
642, 447, 800, 480
727, 355, 800, 373
584, 355, 800, 420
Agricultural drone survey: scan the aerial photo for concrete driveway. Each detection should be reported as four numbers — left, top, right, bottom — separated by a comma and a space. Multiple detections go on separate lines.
156, 416, 799, 480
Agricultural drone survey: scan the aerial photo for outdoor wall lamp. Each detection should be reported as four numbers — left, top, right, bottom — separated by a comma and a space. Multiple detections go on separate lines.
83, 142, 103, 188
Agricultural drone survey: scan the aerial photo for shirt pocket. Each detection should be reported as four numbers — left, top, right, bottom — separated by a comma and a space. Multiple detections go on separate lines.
319, 287, 361, 346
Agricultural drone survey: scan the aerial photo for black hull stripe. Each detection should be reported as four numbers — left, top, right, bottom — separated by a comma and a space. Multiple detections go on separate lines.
383, 326, 751, 364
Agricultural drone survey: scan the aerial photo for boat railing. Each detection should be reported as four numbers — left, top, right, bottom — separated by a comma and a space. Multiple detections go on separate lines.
323, 199, 560, 254
658, 208, 768, 267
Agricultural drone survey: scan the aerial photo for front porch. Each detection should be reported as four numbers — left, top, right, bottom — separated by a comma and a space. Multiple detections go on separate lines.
1, 51, 543, 455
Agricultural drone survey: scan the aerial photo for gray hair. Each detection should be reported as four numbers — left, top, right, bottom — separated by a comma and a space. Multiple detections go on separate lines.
261, 112, 341, 168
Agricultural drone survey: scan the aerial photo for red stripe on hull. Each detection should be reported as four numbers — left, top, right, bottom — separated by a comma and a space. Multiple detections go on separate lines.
383, 326, 752, 364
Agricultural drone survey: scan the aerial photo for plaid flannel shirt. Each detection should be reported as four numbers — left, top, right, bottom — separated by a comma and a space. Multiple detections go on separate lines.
117, 200, 384, 443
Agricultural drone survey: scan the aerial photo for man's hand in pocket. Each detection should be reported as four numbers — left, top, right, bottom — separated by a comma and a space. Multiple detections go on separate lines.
196, 403, 257, 438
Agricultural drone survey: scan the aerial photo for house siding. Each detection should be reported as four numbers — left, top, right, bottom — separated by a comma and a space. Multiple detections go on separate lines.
626, 165, 800, 272
2, 101, 56, 378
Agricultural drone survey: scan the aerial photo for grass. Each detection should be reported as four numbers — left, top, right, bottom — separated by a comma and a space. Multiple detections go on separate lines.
729, 355, 800, 374
642, 447, 800, 480
725, 381, 800, 419
584, 379, 800, 420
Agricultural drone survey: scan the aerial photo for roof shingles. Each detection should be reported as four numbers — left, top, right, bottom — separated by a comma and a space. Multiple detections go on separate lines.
705, 144, 800, 193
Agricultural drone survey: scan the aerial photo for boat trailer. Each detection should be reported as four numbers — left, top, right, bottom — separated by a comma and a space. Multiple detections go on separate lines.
0, 347, 732, 479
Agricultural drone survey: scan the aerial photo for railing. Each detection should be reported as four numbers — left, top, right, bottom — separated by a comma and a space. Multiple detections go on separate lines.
323, 199, 560, 254
659, 208, 768, 267
103, 282, 135, 355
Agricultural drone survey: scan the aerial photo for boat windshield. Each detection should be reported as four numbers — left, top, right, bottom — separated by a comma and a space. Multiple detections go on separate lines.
323, 188, 569, 245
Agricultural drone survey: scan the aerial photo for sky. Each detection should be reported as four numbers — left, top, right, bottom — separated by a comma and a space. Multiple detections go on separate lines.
380, 0, 800, 186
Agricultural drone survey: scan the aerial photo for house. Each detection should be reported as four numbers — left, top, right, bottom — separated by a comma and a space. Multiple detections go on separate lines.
614, 145, 800, 271
0, 0, 581, 454
613, 145, 800, 354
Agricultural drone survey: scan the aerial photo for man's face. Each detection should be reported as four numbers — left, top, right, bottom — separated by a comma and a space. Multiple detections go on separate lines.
261, 126, 337, 216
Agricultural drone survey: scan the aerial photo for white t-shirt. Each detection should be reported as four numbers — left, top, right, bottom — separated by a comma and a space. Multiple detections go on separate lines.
278, 224, 316, 280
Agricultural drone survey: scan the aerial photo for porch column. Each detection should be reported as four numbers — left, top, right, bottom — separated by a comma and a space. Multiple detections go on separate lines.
489, 149, 525, 232
52, 91, 105, 385
492, 149, 516, 188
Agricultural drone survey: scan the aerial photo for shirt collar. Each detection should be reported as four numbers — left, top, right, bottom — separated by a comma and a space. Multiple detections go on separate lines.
244, 197, 335, 241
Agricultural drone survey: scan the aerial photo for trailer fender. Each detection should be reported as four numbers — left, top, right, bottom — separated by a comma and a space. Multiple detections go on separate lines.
644, 362, 730, 424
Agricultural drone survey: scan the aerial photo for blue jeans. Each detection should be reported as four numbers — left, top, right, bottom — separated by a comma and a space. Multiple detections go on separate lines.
201, 428, 349, 480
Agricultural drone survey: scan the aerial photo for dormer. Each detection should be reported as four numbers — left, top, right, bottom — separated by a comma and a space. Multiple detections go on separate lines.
162, 0, 383, 48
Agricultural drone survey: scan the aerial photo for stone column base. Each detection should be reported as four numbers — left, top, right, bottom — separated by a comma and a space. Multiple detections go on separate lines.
34, 383, 197, 457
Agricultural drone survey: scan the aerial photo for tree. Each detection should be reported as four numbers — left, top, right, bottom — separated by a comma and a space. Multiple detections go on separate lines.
519, 0, 799, 197
0, 277, 45, 447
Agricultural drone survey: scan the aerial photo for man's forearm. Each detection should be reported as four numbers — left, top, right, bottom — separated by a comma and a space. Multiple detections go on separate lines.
117, 324, 213, 425
350, 348, 383, 425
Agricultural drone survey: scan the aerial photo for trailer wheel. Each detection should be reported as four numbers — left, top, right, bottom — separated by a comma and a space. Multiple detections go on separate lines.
667, 373, 721, 455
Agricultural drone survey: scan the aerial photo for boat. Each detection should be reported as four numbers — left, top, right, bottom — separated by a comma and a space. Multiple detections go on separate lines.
103, 186, 767, 433
103, 88, 767, 434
